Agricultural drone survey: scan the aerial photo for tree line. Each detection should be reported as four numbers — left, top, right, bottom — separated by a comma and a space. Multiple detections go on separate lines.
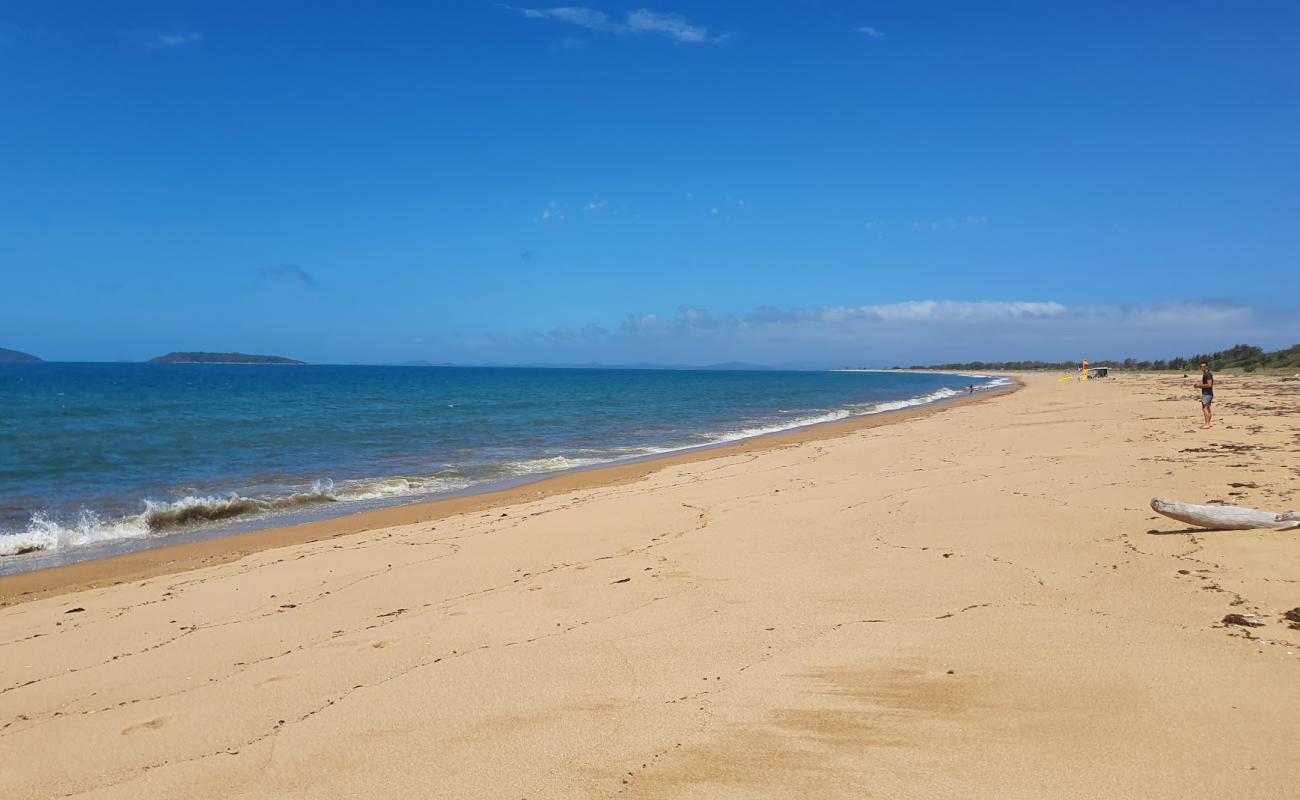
911, 343, 1300, 373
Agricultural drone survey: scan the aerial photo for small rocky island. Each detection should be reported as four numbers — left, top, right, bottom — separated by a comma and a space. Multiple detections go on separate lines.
0, 347, 42, 363
149, 352, 307, 365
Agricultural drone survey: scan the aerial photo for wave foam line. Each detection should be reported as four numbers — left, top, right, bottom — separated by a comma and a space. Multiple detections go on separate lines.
0, 482, 337, 557
0, 380, 1001, 558
0, 472, 490, 557
701, 383, 981, 445
1, 510, 154, 557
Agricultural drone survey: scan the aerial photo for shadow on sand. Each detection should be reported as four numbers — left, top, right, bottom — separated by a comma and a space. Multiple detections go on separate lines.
1146, 527, 1218, 536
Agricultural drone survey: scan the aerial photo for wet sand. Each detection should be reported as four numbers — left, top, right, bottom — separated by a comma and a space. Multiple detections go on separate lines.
0, 387, 1009, 605
2, 372, 1297, 799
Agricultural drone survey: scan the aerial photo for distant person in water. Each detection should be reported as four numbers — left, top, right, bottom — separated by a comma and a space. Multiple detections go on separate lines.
1195, 362, 1214, 429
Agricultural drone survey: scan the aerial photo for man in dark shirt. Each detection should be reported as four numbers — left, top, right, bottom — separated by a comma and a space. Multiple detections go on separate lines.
1195, 362, 1214, 429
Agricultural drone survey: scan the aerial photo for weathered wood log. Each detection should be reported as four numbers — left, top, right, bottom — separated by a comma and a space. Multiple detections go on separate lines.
1150, 498, 1300, 531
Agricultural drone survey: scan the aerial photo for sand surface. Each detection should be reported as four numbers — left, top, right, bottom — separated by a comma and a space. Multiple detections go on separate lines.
2, 372, 1298, 799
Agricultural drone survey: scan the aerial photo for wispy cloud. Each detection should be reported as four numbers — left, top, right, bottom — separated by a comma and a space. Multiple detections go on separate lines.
625, 9, 721, 43
853, 26, 883, 38
258, 264, 319, 289
511, 6, 727, 44
540, 201, 567, 221
152, 31, 202, 48
912, 215, 988, 232
520, 7, 615, 31
117, 29, 204, 49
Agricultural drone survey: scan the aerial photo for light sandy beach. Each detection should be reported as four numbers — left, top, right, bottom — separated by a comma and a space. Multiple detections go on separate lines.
2, 372, 1297, 799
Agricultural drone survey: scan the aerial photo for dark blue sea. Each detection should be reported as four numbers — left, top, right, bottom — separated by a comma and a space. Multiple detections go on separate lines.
0, 364, 1003, 571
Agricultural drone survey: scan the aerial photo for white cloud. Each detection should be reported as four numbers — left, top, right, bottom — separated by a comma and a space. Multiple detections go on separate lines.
866, 300, 1065, 322
513, 6, 726, 44
468, 300, 1288, 366
521, 7, 617, 32
626, 9, 722, 44
854, 26, 883, 38
155, 32, 202, 47
677, 306, 718, 329
616, 300, 1067, 334
621, 312, 663, 333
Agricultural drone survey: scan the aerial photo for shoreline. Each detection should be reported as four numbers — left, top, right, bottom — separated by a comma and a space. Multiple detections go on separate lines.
4, 371, 1298, 798
0, 381, 1016, 606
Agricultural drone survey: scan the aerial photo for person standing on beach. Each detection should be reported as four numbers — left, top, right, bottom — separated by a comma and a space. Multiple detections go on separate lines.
1195, 362, 1214, 429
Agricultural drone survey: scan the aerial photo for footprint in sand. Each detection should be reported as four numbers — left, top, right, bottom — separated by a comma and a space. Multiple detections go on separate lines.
121, 717, 168, 736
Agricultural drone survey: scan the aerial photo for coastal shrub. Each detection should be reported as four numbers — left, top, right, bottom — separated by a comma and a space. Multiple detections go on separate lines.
927, 343, 1299, 372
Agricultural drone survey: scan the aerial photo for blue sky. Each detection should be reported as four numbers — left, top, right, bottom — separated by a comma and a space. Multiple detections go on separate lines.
2, 1, 1297, 366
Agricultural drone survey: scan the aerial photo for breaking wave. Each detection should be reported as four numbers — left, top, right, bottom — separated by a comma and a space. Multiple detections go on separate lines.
700, 385, 969, 445
0, 377, 1002, 559
1, 510, 154, 558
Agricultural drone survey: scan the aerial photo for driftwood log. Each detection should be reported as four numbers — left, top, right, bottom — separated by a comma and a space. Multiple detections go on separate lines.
1151, 498, 1300, 531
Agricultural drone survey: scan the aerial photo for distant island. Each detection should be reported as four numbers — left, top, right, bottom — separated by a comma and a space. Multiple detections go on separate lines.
149, 352, 306, 365
0, 347, 42, 364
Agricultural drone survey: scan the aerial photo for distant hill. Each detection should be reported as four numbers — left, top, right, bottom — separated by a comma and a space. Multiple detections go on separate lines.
918, 343, 1300, 373
149, 352, 306, 365
0, 347, 42, 363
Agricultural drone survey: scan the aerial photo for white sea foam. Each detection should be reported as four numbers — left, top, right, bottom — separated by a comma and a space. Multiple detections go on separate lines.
1, 378, 1005, 559
332, 475, 471, 501
698, 383, 980, 446
704, 408, 854, 445
500, 455, 613, 475
0, 474, 487, 558
0, 485, 339, 557
868, 386, 960, 413
0, 510, 153, 557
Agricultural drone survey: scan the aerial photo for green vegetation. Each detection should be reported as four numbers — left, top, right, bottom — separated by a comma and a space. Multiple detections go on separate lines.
919, 343, 1300, 373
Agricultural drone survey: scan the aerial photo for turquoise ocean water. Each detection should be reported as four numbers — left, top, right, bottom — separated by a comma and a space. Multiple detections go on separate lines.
0, 364, 1003, 572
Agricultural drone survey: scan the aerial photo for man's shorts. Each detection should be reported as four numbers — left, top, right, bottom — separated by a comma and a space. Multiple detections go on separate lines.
1201, 395, 1214, 406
